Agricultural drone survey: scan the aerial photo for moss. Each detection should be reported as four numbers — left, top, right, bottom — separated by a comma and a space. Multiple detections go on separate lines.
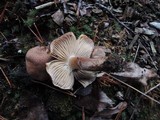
24, 9, 38, 27
46, 90, 73, 119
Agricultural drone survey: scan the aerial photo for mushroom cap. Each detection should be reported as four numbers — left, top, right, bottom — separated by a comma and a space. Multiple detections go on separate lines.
26, 46, 52, 81
46, 32, 95, 89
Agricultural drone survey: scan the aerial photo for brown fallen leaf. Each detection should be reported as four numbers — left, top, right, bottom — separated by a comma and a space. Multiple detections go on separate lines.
111, 62, 158, 86
91, 102, 127, 119
76, 90, 114, 113
51, 9, 64, 26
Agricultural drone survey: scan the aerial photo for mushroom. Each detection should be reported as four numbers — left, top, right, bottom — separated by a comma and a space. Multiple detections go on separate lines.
46, 32, 106, 89
25, 46, 53, 81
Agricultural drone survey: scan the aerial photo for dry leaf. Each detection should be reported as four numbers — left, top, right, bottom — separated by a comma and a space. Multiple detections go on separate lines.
51, 9, 64, 26
112, 62, 157, 86
98, 91, 114, 112
91, 102, 127, 119
149, 21, 160, 30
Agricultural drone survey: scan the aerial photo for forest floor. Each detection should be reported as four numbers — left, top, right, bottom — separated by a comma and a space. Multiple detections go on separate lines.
0, 0, 160, 120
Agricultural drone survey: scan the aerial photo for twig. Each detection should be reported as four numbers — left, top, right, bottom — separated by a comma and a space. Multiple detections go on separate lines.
35, 1, 55, 10
114, 103, 126, 120
0, 31, 8, 41
0, 95, 6, 107
106, 73, 160, 104
108, 0, 113, 8
82, 106, 85, 120
129, 82, 160, 120
140, 40, 158, 70
31, 80, 76, 97
133, 42, 140, 62
146, 83, 160, 93
150, 41, 157, 56
128, 34, 139, 50
0, 57, 10, 62
33, 23, 44, 43
0, 67, 12, 88
27, 26, 44, 44
0, 2, 8, 23
21, 18, 43, 44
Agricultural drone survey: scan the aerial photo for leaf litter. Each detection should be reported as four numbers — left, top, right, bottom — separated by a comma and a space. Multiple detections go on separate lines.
0, 0, 160, 120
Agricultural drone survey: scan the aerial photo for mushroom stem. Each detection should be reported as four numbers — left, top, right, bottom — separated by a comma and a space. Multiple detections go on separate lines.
76, 57, 106, 71
69, 55, 124, 72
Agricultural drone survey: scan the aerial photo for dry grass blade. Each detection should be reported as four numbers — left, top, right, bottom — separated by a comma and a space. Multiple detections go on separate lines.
0, 58, 10, 62
33, 23, 44, 43
133, 42, 140, 62
21, 18, 44, 44
105, 73, 160, 104
0, 67, 12, 88
27, 26, 44, 44
31, 80, 76, 97
0, 95, 6, 107
0, 31, 7, 41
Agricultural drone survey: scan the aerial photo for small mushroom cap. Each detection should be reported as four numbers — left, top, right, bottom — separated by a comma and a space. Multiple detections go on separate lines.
46, 32, 95, 89
74, 70, 96, 87
50, 32, 94, 60
46, 60, 74, 89
26, 46, 52, 81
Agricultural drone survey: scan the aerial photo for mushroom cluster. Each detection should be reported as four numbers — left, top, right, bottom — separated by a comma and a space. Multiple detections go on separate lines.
26, 32, 106, 90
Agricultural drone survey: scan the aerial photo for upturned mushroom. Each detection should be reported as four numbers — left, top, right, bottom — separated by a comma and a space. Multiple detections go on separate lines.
25, 32, 110, 90
25, 46, 52, 81
46, 32, 101, 89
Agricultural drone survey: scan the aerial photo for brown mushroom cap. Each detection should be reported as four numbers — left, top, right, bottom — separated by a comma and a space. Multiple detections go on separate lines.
46, 32, 96, 89
26, 46, 53, 81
